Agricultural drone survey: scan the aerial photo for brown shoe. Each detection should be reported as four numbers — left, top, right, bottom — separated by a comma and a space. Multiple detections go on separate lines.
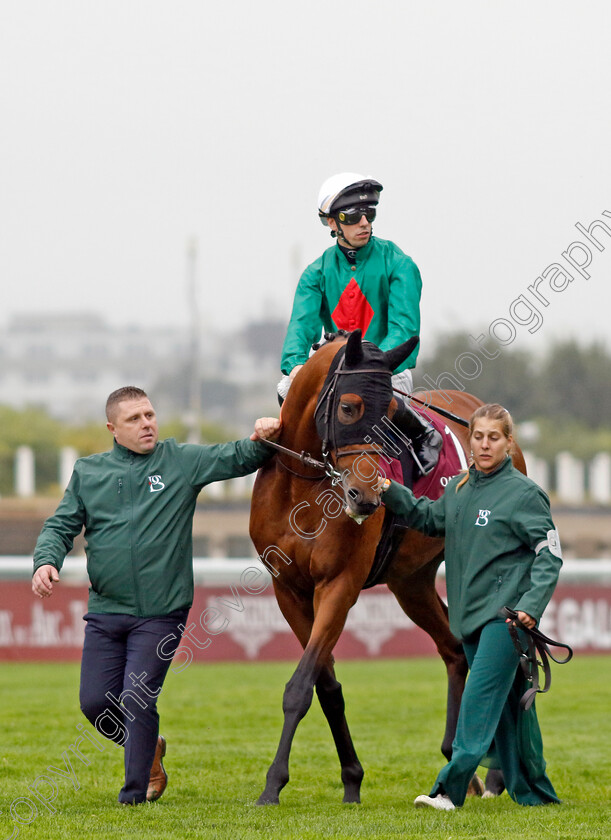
146, 735, 167, 801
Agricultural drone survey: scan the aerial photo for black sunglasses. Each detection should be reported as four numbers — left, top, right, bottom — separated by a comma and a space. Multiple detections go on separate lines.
336, 205, 377, 225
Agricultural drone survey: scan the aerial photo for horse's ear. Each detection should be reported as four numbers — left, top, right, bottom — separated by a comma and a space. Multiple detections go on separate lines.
383, 336, 420, 372
344, 329, 364, 367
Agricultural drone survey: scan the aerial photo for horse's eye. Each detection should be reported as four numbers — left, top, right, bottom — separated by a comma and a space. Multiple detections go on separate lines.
337, 394, 364, 425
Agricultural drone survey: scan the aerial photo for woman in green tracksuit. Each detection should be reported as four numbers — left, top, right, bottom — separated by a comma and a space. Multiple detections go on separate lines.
378, 403, 563, 811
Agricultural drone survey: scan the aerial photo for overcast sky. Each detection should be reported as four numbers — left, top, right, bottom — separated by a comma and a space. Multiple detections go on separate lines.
1, 1, 610, 360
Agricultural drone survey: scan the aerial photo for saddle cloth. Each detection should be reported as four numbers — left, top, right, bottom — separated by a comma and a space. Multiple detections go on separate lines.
364, 408, 468, 589
382, 405, 468, 500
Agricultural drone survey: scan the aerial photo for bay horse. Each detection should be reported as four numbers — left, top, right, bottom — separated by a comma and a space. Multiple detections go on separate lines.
249, 330, 524, 805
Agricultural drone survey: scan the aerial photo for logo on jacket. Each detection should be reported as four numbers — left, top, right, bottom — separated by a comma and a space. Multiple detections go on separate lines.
475, 509, 490, 527
148, 474, 165, 493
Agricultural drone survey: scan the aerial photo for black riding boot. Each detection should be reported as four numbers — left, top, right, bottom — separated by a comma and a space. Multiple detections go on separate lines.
392, 401, 443, 476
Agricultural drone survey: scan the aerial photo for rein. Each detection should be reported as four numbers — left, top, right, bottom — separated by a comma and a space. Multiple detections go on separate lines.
260, 438, 340, 482
262, 438, 384, 485
501, 607, 573, 710
393, 388, 470, 428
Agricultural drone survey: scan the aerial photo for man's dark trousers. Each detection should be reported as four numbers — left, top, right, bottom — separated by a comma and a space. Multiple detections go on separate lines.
79, 608, 188, 804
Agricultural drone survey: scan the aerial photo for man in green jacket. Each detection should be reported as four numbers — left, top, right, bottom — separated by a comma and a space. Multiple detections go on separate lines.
279, 172, 441, 478
32, 386, 281, 805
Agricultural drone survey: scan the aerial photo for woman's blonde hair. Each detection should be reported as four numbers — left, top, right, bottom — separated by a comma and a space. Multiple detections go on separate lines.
455, 403, 514, 491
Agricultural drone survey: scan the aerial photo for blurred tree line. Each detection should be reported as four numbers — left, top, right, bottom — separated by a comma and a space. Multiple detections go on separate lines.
414, 334, 611, 461
1, 334, 610, 496
0, 408, 232, 497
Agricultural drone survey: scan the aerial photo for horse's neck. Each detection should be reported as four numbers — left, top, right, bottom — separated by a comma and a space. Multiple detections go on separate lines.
282, 342, 344, 453
282, 393, 321, 454
281, 369, 326, 454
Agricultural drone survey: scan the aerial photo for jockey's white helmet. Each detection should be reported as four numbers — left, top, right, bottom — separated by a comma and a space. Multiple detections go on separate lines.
317, 173, 383, 226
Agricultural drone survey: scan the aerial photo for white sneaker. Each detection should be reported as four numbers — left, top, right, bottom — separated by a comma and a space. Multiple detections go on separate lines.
414, 793, 456, 811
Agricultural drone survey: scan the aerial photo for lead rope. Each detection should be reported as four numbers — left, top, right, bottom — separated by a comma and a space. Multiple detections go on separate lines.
502, 607, 573, 710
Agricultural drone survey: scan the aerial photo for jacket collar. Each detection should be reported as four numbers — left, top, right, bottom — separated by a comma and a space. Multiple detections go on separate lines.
336, 235, 375, 262
112, 438, 157, 461
469, 454, 513, 483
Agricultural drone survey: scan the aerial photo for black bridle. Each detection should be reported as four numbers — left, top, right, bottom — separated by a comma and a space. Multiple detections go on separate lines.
314, 353, 392, 482
313, 350, 394, 482
263, 351, 394, 486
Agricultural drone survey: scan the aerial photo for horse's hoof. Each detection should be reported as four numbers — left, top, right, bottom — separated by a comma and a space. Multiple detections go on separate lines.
342, 766, 363, 803
484, 768, 506, 797
466, 773, 485, 797
256, 793, 280, 806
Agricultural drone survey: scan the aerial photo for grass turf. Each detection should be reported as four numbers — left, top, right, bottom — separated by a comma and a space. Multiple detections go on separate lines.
1, 656, 610, 839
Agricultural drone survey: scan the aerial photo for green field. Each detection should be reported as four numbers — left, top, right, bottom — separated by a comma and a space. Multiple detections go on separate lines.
2, 656, 610, 840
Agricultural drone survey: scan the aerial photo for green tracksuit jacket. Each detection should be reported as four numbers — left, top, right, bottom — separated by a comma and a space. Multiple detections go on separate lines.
33, 437, 271, 617
382, 457, 562, 640
281, 236, 422, 375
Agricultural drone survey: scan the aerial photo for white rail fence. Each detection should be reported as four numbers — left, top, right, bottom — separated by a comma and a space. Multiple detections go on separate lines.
9, 446, 611, 505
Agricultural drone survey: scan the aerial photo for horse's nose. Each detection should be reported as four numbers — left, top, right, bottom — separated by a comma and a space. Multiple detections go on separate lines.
347, 487, 362, 504
345, 486, 378, 520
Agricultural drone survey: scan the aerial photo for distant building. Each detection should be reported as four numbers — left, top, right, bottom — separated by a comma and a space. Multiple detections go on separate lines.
0, 312, 285, 433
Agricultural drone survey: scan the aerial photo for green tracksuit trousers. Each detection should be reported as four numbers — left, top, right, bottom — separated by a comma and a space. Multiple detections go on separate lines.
430, 619, 560, 807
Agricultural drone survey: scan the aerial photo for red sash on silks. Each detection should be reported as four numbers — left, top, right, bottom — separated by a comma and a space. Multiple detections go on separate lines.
381, 407, 468, 501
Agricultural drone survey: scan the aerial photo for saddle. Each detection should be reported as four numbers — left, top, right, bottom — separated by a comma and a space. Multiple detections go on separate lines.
363, 411, 466, 589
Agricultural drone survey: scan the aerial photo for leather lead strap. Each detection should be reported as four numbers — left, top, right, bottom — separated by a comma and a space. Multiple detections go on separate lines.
501, 607, 573, 710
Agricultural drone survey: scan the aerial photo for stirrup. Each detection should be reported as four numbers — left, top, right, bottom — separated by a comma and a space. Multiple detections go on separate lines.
413, 426, 443, 476
391, 402, 442, 477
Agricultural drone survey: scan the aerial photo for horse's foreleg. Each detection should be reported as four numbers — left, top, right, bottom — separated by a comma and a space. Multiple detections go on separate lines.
442, 639, 468, 760
257, 649, 320, 805
315, 666, 364, 803
258, 572, 364, 805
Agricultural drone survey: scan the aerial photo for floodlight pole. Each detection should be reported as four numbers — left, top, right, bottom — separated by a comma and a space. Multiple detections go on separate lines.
186, 236, 201, 444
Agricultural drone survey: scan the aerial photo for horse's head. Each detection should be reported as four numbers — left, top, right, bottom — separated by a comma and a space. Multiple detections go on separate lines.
314, 329, 419, 523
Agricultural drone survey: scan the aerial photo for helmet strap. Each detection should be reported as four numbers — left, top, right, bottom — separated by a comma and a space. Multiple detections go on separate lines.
333, 218, 350, 245
334, 221, 373, 249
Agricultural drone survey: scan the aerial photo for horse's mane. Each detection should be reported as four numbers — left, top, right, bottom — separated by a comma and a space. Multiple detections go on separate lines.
312, 330, 350, 352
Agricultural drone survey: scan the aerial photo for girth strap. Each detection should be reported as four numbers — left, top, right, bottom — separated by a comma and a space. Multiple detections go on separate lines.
362, 511, 409, 589
501, 607, 573, 710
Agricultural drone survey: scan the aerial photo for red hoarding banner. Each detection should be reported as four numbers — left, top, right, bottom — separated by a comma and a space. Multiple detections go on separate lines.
2, 579, 611, 662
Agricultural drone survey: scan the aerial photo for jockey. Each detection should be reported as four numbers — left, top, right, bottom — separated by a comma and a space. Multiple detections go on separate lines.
279, 172, 442, 478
